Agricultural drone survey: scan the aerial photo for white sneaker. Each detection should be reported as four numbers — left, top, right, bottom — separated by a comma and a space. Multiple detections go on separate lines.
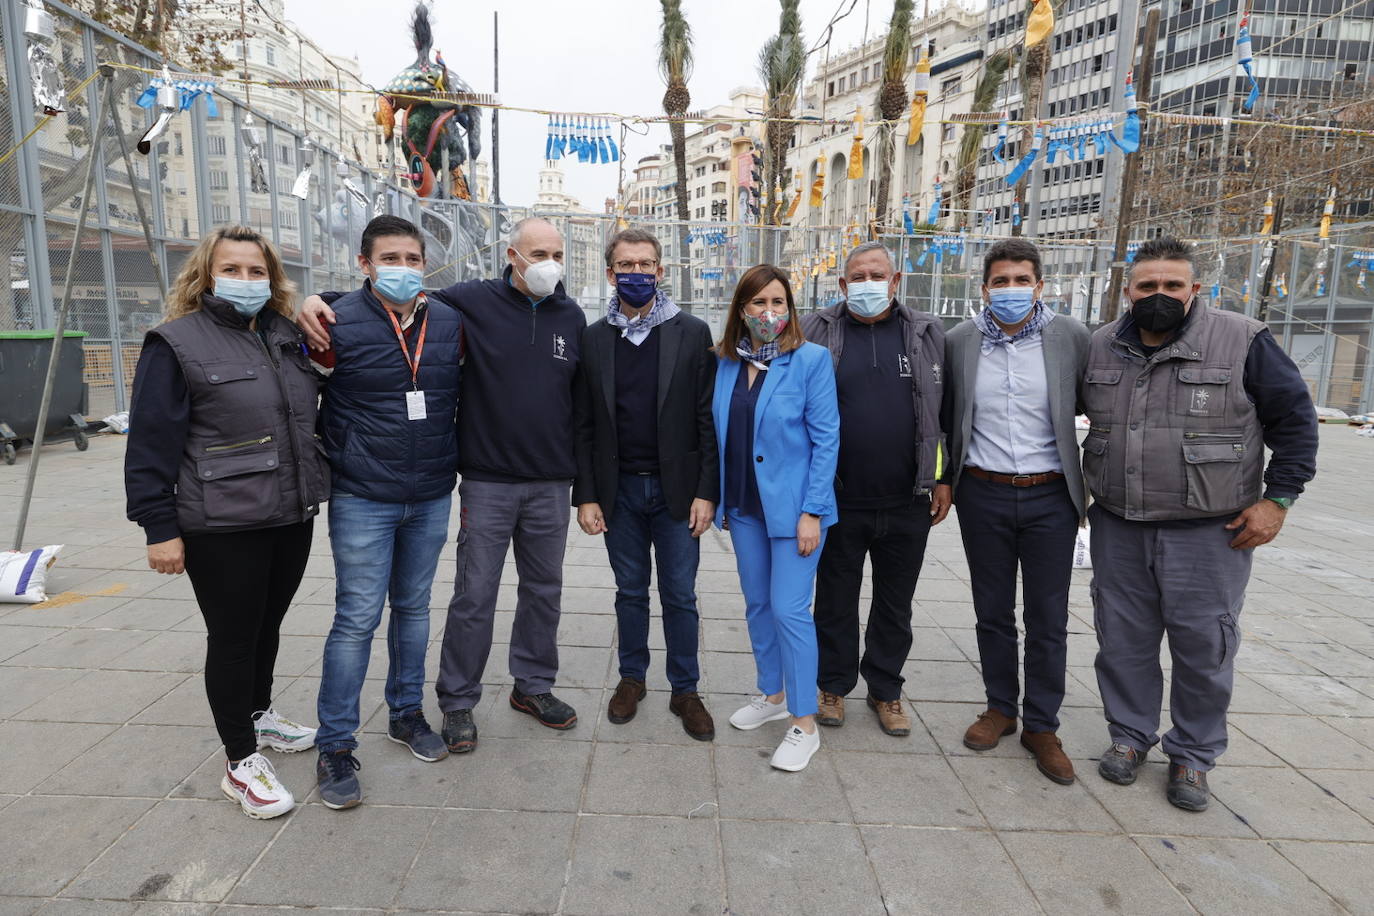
770, 725, 821, 772
253, 707, 317, 753
220, 753, 295, 819
728, 695, 791, 730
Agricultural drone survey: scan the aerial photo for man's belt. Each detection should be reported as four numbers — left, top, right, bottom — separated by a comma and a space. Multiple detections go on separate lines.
964, 466, 1065, 487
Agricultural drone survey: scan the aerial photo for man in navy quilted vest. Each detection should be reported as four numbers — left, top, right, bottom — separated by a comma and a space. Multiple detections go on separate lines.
311, 215, 463, 810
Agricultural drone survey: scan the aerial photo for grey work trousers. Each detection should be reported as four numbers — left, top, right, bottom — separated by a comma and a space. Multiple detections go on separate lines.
1089, 503, 1252, 771
435, 478, 571, 711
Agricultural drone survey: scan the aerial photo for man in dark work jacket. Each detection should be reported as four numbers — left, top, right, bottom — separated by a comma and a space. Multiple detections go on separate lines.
572, 228, 718, 740
300, 217, 587, 755
800, 240, 946, 739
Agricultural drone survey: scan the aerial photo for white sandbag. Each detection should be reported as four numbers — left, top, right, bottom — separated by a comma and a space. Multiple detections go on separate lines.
1072, 524, 1092, 569
0, 544, 63, 603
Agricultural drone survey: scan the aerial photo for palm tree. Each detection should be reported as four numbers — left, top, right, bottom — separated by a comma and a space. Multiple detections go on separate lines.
873, 0, 913, 233
659, 0, 694, 306
952, 50, 1013, 229
1017, 0, 1053, 237
757, 0, 805, 226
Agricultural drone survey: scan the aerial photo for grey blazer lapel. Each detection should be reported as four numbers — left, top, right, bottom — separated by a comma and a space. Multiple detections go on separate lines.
959, 328, 980, 442
1040, 318, 1067, 433
656, 317, 682, 416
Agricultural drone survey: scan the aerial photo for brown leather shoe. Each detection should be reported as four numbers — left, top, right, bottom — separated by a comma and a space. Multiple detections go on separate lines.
607, 677, 646, 724
962, 709, 1017, 750
1021, 730, 1076, 785
669, 692, 715, 741
817, 691, 845, 727
866, 695, 912, 737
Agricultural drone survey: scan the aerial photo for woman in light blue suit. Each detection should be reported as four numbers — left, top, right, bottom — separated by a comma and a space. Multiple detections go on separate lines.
713, 264, 840, 772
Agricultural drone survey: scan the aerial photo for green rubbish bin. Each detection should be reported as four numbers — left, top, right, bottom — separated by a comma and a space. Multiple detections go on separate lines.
0, 330, 91, 465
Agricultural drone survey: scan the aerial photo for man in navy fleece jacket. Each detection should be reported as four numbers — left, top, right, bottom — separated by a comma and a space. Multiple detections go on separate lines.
300, 217, 588, 753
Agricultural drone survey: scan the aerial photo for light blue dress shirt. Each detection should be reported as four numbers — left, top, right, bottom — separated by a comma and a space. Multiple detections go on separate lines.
966, 327, 1062, 475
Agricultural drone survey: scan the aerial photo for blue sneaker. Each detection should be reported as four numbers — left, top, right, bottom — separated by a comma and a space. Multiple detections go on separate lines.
387, 710, 449, 762
316, 750, 362, 810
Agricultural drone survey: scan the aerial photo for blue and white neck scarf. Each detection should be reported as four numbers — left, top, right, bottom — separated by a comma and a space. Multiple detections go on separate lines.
976, 301, 1054, 353
736, 338, 779, 370
606, 288, 680, 346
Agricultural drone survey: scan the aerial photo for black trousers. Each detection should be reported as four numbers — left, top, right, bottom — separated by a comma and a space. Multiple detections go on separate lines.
954, 474, 1076, 732
813, 500, 932, 701
183, 519, 313, 760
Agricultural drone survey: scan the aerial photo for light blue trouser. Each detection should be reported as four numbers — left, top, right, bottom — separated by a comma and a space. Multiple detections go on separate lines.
727, 509, 826, 718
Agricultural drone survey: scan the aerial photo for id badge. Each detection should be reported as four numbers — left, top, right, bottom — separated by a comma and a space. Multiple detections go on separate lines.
406, 390, 427, 421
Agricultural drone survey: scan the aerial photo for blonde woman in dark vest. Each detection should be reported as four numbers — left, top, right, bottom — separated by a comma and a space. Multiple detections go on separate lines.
125, 225, 329, 819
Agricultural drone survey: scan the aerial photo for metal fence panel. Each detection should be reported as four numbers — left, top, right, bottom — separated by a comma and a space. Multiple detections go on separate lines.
1, 0, 1370, 414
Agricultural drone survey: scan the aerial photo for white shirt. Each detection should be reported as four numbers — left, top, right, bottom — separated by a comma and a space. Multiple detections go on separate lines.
966, 330, 1062, 474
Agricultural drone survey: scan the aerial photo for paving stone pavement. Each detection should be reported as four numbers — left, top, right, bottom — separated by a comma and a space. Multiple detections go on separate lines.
0, 426, 1371, 915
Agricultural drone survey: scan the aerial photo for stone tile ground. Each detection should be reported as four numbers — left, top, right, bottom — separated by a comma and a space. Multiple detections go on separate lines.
0, 426, 1370, 915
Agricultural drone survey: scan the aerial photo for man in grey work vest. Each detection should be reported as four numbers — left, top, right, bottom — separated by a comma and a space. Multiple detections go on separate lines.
1082, 237, 1317, 811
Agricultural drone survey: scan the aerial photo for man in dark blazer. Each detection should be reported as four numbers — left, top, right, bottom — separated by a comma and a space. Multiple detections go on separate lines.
572, 228, 719, 740
932, 238, 1090, 786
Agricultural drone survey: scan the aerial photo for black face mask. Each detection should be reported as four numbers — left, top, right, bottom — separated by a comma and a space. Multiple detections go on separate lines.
1130, 292, 1190, 333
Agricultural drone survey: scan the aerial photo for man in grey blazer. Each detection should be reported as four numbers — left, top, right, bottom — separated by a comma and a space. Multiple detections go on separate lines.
931, 239, 1090, 785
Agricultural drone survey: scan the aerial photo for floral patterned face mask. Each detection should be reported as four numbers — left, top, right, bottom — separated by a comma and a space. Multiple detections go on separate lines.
743, 310, 789, 344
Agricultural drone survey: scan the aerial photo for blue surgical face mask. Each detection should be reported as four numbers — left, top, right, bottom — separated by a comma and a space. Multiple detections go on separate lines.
846, 279, 891, 318
615, 272, 657, 308
372, 265, 424, 305
213, 276, 271, 318
986, 286, 1036, 324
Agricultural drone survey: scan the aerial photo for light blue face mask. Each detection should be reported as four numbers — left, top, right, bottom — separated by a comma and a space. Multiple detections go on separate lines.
846, 279, 891, 318
372, 265, 424, 304
213, 276, 271, 318
986, 286, 1036, 324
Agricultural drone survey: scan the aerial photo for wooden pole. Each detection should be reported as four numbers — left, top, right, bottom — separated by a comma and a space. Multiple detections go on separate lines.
1103, 6, 1161, 324
1255, 195, 1285, 325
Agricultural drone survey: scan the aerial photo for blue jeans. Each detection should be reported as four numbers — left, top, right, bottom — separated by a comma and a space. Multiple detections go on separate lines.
316, 490, 451, 752
727, 509, 825, 718
603, 473, 701, 693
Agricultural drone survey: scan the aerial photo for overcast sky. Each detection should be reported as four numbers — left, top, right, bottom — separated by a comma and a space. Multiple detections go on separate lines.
281, 0, 978, 209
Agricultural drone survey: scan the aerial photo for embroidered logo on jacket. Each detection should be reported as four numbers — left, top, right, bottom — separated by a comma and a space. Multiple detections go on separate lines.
553, 334, 568, 360
897, 354, 912, 378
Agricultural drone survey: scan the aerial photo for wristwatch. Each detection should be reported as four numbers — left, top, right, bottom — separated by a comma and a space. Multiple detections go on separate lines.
1265, 497, 1294, 510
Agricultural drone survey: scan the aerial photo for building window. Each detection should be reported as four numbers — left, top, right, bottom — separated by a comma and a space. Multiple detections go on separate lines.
711, 181, 727, 193
942, 124, 957, 141
207, 134, 227, 156
827, 80, 835, 97
212, 203, 232, 223
941, 77, 961, 98
266, 43, 275, 66
209, 169, 229, 190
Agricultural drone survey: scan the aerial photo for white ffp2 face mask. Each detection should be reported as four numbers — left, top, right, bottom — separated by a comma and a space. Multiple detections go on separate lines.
515, 249, 563, 297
